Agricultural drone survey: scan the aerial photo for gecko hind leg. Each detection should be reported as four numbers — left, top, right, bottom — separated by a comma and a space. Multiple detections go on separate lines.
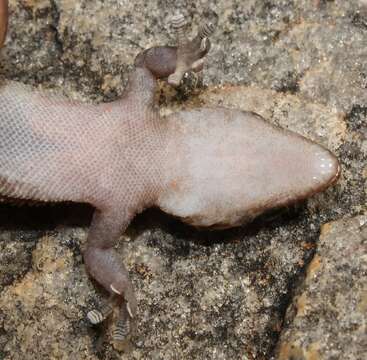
83, 208, 137, 325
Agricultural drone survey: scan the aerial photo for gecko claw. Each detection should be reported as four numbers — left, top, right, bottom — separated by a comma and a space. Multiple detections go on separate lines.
126, 301, 134, 319
110, 282, 137, 319
200, 37, 209, 53
110, 283, 122, 295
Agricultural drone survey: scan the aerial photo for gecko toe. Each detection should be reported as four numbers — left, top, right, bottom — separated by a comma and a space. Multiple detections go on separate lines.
87, 303, 113, 324
87, 309, 104, 324
113, 317, 131, 342
112, 302, 132, 342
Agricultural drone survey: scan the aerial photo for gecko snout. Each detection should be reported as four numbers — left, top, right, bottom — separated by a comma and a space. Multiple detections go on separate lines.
309, 147, 341, 190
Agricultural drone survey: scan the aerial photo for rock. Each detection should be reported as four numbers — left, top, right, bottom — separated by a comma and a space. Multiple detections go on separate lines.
0, 1, 366, 359
0, 232, 97, 360
276, 215, 367, 360
160, 84, 347, 150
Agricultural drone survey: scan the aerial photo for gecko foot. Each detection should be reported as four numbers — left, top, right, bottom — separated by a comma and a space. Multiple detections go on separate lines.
87, 296, 134, 342
168, 11, 217, 87
84, 247, 138, 325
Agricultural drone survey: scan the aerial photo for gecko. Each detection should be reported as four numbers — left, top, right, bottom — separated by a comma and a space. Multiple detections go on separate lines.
0, 1, 340, 342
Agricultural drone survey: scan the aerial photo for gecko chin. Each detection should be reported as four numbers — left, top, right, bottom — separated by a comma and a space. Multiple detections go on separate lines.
158, 109, 341, 229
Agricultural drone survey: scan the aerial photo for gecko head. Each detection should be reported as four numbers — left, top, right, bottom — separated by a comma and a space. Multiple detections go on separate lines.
157, 109, 341, 229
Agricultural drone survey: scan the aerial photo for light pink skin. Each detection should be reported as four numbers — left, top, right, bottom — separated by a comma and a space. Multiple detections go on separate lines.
160, 109, 340, 228
0, 1, 339, 331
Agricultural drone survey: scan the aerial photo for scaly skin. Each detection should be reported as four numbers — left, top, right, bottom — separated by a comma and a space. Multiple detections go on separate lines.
0, 2, 340, 341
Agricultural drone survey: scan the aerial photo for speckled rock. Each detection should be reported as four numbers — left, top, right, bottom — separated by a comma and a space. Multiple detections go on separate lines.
160, 84, 347, 150
0, 1, 366, 359
0, 231, 97, 360
276, 215, 367, 360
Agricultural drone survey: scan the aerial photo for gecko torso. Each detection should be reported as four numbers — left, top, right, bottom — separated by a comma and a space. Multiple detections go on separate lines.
0, 72, 166, 208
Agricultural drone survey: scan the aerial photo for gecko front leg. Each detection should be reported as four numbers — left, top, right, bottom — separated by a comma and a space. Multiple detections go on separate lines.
134, 12, 216, 83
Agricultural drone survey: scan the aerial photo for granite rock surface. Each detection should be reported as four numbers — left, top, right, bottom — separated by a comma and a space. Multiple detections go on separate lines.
0, 1, 366, 359
276, 215, 367, 360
